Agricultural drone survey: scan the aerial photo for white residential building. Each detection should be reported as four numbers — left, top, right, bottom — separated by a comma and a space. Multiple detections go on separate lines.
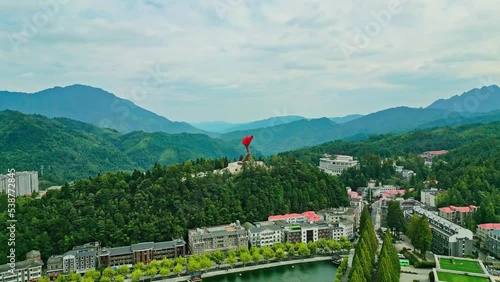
421, 188, 439, 207
405, 206, 473, 257
0, 171, 39, 196
248, 225, 283, 247
319, 155, 359, 175
0, 251, 43, 282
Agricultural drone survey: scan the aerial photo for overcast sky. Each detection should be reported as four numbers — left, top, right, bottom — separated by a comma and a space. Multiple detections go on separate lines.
1, 0, 499, 123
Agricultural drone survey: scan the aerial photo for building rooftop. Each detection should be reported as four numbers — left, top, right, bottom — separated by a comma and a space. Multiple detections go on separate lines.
0, 259, 43, 273
478, 223, 500, 230
47, 255, 63, 264
439, 205, 477, 213
490, 229, 500, 237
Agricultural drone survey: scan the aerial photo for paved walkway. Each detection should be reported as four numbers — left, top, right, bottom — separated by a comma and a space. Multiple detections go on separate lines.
128, 256, 336, 282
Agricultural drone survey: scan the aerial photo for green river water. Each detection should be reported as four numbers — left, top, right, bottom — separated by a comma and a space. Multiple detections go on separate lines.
203, 260, 337, 282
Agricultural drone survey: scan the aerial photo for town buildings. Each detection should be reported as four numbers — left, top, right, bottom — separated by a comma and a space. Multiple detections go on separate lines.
317, 207, 358, 238
405, 206, 473, 257
421, 188, 440, 207
98, 239, 186, 268
477, 223, 500, 250
318, 154, 359, 175
419, 150, 448, 166
268, 211, 322, 223
487, 230, 500, 258
188, 221, 249, 255
438, 205, 477, 227
0, 251, 43, 282
0, 171, 39, 196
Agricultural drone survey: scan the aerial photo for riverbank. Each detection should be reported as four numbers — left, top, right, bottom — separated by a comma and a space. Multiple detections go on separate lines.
150, 256, 336, 282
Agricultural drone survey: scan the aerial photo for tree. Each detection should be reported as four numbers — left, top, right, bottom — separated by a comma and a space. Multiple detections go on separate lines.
116, 266, 130, 277
114, 276, 125, 282
386, 200, 406, 238
67, 271, 81, 282
200, 255, 213, 271
415, 215, 432, 255
160, 258, 173, 269
102, 267, 115, 279
376, 230, 400, 282
211, 250, 225, 267
82, 278, 93, 282
261, 246, 274, 263
159, 267, 170, 278
145, 267, 157, 279
174, 256, 187, 267
149, 260, 161, 270
288, 246, 296, 257
83, 270, 100, 281
133, 262, 146, 272
39, 277, 50, 282
99, 277, 111, 282
339, 237, 352, 250
131, 270, 142, 282
297, 243, 310, 257
226, 255, 237, 268
275, 248, 286, 261
239, 251, 251, 266
173, 264, 183, 276
406, 214, 419, 241
307, 241, 318, 255
252, 251, 261, 265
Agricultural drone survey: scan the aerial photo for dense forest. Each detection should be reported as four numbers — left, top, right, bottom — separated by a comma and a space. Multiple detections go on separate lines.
280, 122, 500, 221
0, 157, 348, 264
0, 110, 243, 185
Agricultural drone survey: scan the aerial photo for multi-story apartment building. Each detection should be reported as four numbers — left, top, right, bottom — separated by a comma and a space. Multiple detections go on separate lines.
62, 249, 97, 274
380, 198, 419, 228
317, 207, 359, 232
268, 211, 322, 224
318, 155, 359, 175
0, 171, 39, 196
188, 221, 249, 255
248, 224, 283, 247
438, 205, 478, 227
477, 223, 500, 250
281, 222, 333, 244
98, 239, 186, 268
46, 255, 63, 279
421, 188, 439, 207
487, 230, 500, 258
332, 220, 354, 240
0, 251, 43, 282
405, 206, 473, 257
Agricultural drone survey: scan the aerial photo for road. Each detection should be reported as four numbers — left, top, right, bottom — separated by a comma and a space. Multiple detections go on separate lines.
400, 266, 430, 282
371, 201, 381, 231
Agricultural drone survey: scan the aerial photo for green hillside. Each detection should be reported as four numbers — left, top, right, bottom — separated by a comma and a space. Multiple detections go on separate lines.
0, 111, 241, 184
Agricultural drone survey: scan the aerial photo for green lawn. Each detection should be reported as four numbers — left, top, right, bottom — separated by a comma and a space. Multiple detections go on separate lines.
437, 271, 490, 282
439, 258, 484, 274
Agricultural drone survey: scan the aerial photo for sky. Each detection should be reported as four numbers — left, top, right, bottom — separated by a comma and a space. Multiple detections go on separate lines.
1, 0, 499, 123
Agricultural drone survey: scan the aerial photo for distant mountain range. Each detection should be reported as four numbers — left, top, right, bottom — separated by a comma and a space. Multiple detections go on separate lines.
2, 84, 500, 155
0, 84, 205, 135
427, 85, 500, 113
0, 110, 241, 183
192, 114, 363, 133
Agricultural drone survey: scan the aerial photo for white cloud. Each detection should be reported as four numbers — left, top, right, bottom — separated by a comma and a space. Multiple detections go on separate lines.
0, 0, 499, 123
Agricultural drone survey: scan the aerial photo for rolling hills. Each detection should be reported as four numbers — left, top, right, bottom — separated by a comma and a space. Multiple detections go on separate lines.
0, 84, 205, 134
0, 110, 241, 183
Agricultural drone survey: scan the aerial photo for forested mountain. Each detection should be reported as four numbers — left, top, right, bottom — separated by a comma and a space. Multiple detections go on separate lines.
280, 122, 500, 223
0, 111, 241, 184
0, 84, 205, 134
0, 157, 349, 263
329, 114, 364, 123
427, 85, 500, 113
219, 118, 343, 155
